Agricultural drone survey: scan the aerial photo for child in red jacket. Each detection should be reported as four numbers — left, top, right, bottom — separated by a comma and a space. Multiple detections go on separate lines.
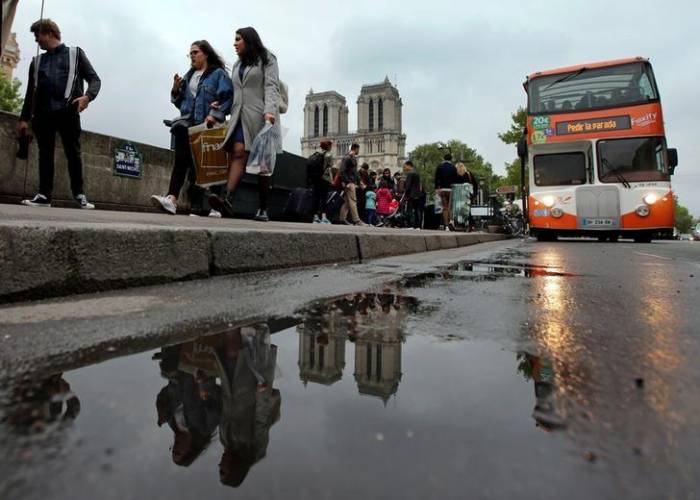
376, 181, 393, 225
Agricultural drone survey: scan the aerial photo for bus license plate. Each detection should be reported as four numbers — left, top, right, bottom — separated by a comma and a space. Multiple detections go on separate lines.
583, 218, 614, 226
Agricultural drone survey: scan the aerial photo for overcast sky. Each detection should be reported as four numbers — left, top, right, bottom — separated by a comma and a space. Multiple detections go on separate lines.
10, 0, 700, 216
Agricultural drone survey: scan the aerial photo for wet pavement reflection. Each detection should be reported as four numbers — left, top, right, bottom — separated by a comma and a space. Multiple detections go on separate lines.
1, 245, 698, 499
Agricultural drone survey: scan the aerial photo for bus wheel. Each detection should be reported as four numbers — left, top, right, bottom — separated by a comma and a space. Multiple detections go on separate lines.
634, 234, 652, 243
597, 235, 608, 242
609, 234, 619, 243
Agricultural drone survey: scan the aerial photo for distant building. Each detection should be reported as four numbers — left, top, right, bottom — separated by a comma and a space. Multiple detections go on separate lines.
0, 32, 20, 79
301, 77, 407, 173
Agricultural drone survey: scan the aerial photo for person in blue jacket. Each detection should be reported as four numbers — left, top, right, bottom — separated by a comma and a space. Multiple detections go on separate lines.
151, 40, 232, 216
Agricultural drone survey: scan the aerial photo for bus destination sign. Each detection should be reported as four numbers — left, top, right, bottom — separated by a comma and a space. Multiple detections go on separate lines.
556, 116, 631, 135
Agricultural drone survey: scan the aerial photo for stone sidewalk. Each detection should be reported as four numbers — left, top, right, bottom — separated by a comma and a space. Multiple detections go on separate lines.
0, 204, 506, 303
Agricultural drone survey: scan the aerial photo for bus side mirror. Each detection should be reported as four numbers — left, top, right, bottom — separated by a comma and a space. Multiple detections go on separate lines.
668, 148, 678, 174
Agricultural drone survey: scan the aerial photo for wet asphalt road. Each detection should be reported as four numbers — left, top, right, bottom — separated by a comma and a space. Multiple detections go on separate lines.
0, 238, 699, 499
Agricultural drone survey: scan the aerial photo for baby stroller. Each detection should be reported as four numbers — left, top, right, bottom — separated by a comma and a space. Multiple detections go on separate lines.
378, 194, 407, 228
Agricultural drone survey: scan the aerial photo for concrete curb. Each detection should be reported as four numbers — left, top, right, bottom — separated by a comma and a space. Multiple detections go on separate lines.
0, 222, 507, 303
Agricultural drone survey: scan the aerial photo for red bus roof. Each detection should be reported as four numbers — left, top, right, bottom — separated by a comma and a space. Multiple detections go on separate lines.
528, 57, 649, 80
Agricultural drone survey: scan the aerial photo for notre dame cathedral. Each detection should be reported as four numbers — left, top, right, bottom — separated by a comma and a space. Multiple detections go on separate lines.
300, 77, 407, 172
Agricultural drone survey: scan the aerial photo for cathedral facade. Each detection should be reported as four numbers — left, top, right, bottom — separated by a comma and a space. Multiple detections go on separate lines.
300, 77, 407, 173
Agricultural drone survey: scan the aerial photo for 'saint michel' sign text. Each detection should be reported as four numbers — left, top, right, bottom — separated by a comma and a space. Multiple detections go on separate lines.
556, 116, 631, 135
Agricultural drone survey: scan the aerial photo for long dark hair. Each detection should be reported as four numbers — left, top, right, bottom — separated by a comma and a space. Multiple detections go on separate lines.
235, 27, 269, 67
191, 40, 227, 71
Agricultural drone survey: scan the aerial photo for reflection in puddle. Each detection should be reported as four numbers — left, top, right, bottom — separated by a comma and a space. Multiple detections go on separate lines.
298, 293, 418, 402
0, 286, 589, 498
402, 260, 578, 288
2, 373, 80, 433
517, 352, 566, 431
153, 323, 280, 486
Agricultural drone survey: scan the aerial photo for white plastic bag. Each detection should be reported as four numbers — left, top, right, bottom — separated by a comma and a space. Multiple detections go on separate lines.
433, 192, 443, 214
246, 121, 280, 176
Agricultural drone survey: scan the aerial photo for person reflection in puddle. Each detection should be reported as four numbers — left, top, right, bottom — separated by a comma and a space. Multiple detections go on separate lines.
3, 372, 80, 432
215, 323, 281, 487
516, 352, 565, 431
155, 343, 222, 467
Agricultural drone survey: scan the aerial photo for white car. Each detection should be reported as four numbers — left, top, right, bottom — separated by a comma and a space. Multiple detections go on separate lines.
692, 223, 700, 241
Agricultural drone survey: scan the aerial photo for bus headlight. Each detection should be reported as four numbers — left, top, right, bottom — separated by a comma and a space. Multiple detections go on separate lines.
551, 207, 563, 218
636, 205, 650, 217
643, 193, 659, 205
542, 195, 555, 208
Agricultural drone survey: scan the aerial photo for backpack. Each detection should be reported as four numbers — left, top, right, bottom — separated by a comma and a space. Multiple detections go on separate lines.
278, 80, 289, 114
306, 151, 326, 180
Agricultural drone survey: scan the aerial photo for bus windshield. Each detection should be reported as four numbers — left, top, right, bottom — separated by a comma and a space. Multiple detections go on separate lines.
529, 62, 658, 115
598, 137, 669, 183
533, 153, 587, 186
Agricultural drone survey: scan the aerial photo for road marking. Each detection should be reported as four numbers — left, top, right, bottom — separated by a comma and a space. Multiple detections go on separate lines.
634, 252, 672, 261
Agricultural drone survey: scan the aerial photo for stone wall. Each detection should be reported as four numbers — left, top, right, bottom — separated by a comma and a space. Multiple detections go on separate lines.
0, 110, 173, 211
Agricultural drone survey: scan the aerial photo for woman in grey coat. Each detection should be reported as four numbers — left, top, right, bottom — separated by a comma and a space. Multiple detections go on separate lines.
209, 27, 282, 221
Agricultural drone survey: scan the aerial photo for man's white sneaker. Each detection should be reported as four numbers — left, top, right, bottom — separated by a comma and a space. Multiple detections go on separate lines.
150, 194, 176, 214
21, 194, 52, 207
75, 194, 95, 209
208, 209, 222, 218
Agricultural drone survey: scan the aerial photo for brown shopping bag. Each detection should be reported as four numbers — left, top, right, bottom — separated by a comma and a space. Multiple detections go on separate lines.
189, 122, 229, 187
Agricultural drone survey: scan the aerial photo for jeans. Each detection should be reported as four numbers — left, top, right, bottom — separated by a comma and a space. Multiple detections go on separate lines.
365, 208, 376, 225
310, 176, 330, 215
407, 198, 422, 228
33, 108, 84, 198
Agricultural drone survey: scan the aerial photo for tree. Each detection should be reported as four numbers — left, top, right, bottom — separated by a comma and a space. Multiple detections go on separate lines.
674, 196, 695, 233
497, 106, 527, 145
0, 73, 23, 113
496, 107, 529, 191
408, 140, 498, 197
498, 158, 528, 190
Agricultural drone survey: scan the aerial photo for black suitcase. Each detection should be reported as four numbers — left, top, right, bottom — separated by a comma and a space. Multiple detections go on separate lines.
325, 190, 345, 219
423, 203, 441, 230
284, 188, 315, 222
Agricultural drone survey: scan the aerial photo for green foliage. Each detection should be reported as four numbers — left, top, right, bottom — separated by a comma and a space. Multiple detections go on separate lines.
498, 106, 527, 145
0, 73, 23, 113
674, 196, 694, 233
408, 140, 498, 197
496, 158, 529, 193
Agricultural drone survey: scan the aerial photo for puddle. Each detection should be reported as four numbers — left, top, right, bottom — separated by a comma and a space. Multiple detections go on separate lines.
0, 291, 580, 500
402, 260, 578, 288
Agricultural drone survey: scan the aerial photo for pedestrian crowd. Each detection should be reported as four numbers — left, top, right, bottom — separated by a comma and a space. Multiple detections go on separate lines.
15, 18, 479, 230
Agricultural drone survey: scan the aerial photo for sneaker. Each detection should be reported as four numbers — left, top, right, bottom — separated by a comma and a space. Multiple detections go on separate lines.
21, 194, 52, 207
208, 209, 222, 218
254, 209, 269, 222
313, 214, 321, 224
354, 220, 369, 227
150, 194, 176, 214
320, 216, 331, 224
75, 194, 95, 209
208, 193, 235, 218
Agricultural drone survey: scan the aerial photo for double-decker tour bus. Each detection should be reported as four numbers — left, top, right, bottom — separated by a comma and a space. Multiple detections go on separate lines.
523, 57, 678, 242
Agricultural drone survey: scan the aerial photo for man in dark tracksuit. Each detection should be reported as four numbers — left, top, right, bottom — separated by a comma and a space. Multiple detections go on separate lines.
18, 19, 101, 209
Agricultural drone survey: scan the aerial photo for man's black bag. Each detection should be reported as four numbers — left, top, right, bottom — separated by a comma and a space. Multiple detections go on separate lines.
284, 188, 316, 222
306, 152, 325, 182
